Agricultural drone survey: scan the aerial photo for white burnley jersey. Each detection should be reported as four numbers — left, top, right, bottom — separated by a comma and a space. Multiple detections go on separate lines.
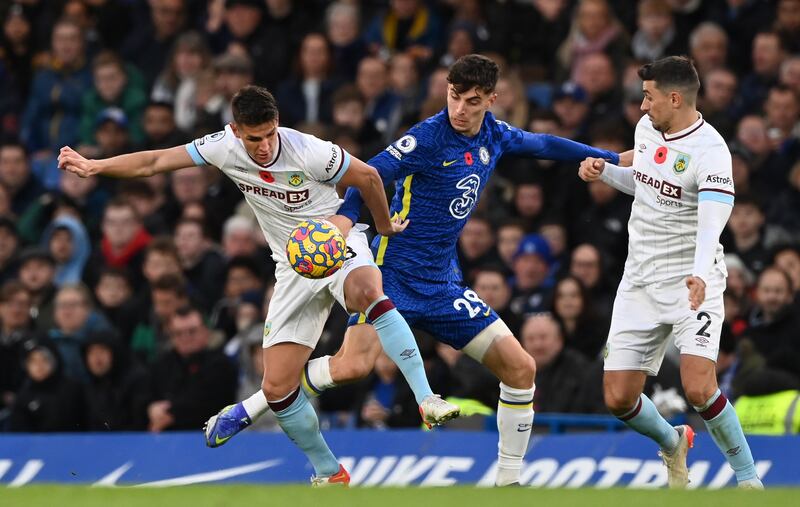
624, 113, 734, 285
185, 124, 350, 265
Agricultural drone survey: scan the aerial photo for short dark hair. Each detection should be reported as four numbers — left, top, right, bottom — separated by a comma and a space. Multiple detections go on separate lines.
104, 197, 140, 221
151, 274, 187, 298
0, 280, 29, 303
231, 85, 280, 126
638, 56, 700, 104
447, 54, 499, 94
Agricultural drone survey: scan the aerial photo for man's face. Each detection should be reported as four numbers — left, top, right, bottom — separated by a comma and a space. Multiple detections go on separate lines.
513, 254, 548, 291
765, 89, 799, 132
225, 267, 260, 298
474, 271, 511, 310
570, 246, 600, 288
151, 0, 185, 38
143, 251, 181, 282
169, 312, 209, 357
755, 270, 793, 316
459, 219, 493, 260
446, 84, 495, 137
357, 58, 388, 101
728, 203, 764, 237
152, 289, 184, 322
26, 350, 54, 383
49, 229, 73, 264
774, 250, 800, 292
54, 288, 90, 335
223, 229, 256, 258
52, 23, 83, 66
94, 64, 127, 102
174, 223, 205, 264
0, 227, 18, 264
641, 80, 677, 133
102, 206, 139, 249
231, 121, 280, 166
19, 260, 54, 292
521, 315, 562, 368
225, 4, 262, 39
95, 122, 129, 156
86, 343, 113, 377
144, 106, 176, 142
704, 70, 737, 110
0, 290, 31, 330
333, 100, 364, 129
553, 97, 589, 129
0, 146, 29, 190
60, 170, 97, 201
497, 226, 524, 265
95, 274, 131, 308
514, 184, 543, 218
736, 116, 771, 155
752, 34, 783, 76
691, 31, 727, 72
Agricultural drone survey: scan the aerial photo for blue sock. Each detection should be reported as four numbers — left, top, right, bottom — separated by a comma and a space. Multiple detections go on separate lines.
695, 389, 757, 482
269, 387, 339, 477
618, 394, 680, 452
367, 296, 433, 404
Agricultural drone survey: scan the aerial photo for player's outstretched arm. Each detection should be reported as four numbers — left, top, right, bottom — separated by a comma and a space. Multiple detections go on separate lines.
336, 156, 406, 237
504, 128, 621, 164
58, 145, 196, 179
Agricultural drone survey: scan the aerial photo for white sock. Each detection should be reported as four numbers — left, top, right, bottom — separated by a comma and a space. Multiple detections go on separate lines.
496, 382, 535, 486
302, 355, 335, 398
242, 389, 269, 419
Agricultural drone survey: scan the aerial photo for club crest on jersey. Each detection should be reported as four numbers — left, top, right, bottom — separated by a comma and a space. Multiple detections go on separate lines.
672, 152, 691, 174
479, 147, 490, 165
263, 321, 272, 338
288, 173, 304, 187
395, 135, 417, 154
259, 171, 274, 183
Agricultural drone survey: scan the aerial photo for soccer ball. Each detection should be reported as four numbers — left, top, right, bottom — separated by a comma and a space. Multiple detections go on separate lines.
286, 219, 347, 279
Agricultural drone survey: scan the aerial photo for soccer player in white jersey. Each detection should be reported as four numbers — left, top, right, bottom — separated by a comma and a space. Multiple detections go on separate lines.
579, 56, 762, 489
57, 85, 458, 486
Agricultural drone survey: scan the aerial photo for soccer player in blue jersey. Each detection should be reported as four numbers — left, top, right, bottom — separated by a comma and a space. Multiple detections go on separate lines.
208, 54, 629, 486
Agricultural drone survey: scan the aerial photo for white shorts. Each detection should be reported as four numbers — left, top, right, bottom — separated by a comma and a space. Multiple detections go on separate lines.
262, 227, 376, 349
604, 269, 726, 375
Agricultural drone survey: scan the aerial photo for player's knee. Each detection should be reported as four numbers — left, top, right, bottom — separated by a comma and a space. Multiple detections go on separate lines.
261, 378, 296, 401
603, 387, 638, 415
350, 286, 385, 313
683, 385, 714, 408
502, 352, 536, 388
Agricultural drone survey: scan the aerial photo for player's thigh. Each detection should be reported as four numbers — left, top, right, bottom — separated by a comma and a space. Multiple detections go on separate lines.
263, 265, 332, 350
481, 333, 536, 389
330, 323, 383, 383
672, 274, 725, 364
328, 228, 379, 312
604, 279, 671, 376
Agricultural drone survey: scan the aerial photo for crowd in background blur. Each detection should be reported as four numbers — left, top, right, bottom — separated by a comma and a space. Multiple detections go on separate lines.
0, 0, 799, 434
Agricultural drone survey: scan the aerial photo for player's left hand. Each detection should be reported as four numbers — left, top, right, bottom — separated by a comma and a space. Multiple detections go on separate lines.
686, 276, 706, 310
377, 215, 409, 237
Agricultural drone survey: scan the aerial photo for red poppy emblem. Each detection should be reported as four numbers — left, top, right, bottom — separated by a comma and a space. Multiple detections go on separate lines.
654, 146, 668, 164
464, 152, 474, 166
259, 171, 274, 183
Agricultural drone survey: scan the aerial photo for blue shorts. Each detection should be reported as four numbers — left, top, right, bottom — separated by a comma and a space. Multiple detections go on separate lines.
347, 268, 500, 350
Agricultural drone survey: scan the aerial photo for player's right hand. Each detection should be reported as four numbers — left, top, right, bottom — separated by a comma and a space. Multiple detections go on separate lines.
58, 146, 99, 178
377, 215, 409, 237
578, 157, 605, 182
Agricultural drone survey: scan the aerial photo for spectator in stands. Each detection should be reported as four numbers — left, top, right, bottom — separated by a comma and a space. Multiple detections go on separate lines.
195, 52, 253, 135
47, 283, 110, 383
82, 330, 149, 431
151, 31, 212, 133
631, 0, 683, 62
738, 32, 786, 117
131, 274, 189, 363
85, 198, 152, 290
473, 266, 521, 337
725, 195, 773, 275
551, 275, 607, 361
768, 161, 800, 236
772, 245, 800, 299
556, 0, 629, 80
551, 82, 590, 142
763, 85, 800, 161
140, 101, 187, 150
458, 214, 499, 282
569, 243, 615, 323
389, 52, 423, 126
0, 141, 43, 216
0, 218, 19, 285
438, 20, 478, 70
698, 67, 738, 140
490, 73, 528, 129
79, 51, 147, 146
354, 351, 418, 429
780, 55, 800, 97
214, 256, 265, 338
735, 114, 787, 199
495, 219, 525, 273
0, 4, 34, 136
775, 0, 800, 53
21, 18, 91, 154
717, 324, 767, 402
572, 52, 622, 127
93, 267, 135, 334
510, 234, 553, 315
364, 0, 439, 63
147, 305, 237, 432
746, 267, 800, 380
9, 339, 84, 432
325, 1, 366, 82
331, 85, 383, 158
121, 0, 186, 87
521, 313, 588, 413
688, 22, 728, 79
277, 33, 341, 128
87, 107, 134, 160
356, 56, 401, 141
17, 248, 57, 332
221, 215, 259, 260
174, 218, 225, 312
42, 214, 90, 287
512, 181, 546, 232
0, 281, 33, 424
540, 221, 569, 278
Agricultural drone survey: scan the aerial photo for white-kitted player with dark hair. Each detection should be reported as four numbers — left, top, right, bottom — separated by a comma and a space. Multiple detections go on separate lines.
579, 56, 762, 489
58, 85, 458, 487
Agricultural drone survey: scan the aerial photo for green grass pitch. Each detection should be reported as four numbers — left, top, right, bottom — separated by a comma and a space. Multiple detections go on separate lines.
2, 485, 795, 507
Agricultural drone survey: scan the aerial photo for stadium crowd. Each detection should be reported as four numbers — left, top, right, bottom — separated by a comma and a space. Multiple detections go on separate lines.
0, 0, 799, 433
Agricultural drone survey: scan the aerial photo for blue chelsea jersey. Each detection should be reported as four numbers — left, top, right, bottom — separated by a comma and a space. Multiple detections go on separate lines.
338, 109, 619, 283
